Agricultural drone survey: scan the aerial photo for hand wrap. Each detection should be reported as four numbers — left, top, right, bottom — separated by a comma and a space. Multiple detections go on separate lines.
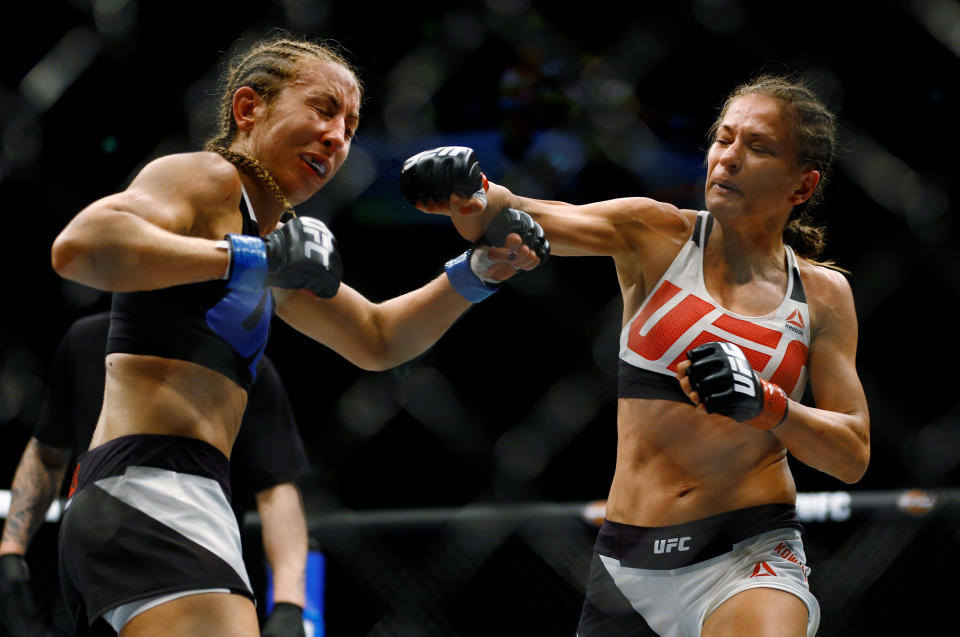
225, 217, 342, 298
400, 146, 487, 209
261, 602, 306, 637
445, 250, 499, 302
685, 341, 788, 430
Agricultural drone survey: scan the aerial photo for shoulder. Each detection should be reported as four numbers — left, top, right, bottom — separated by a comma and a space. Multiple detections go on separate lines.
796, 259, 857, 336
130, 152, 242, 203
611, 198, 698, 250
603, 197, 696, 230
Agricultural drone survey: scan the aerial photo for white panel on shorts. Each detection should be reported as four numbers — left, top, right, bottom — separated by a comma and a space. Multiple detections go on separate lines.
94, 466, 251, 591
599, 529, 820, 637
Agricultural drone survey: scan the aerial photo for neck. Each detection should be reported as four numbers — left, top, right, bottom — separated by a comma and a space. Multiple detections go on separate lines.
234, 169, 285, 236
707, 214, 788, 283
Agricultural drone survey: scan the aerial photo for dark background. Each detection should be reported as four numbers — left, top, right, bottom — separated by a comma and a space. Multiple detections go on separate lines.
2, 0, 958, 516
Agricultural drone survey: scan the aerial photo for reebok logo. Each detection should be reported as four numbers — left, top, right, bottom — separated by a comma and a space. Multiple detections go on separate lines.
750, 561, 777, 577
785, 309, 805, 335
653, 536, 691, 554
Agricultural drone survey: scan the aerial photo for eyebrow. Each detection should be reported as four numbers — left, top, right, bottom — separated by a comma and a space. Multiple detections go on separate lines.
308, 91, 360, 123
717, 124, 779, 144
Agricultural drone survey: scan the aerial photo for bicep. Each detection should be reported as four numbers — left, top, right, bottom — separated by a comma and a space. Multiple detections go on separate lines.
69, 153, 236, 236
520, 196, 691, 257
806, 279, 868, 419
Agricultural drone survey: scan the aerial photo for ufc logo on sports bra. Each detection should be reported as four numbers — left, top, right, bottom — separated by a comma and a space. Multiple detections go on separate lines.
300, 217, 334, 268
626, 280, 808, 397
654, 536, 691, 554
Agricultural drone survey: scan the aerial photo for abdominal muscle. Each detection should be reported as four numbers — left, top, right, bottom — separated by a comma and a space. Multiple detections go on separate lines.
605, 397, 797, 527
88, 353, 248, 458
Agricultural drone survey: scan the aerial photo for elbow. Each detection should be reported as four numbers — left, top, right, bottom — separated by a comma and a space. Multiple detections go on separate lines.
352, 346, 399, 372
840, 445, 871, 485
51, 232, 81, 279
351, 307, 403, 372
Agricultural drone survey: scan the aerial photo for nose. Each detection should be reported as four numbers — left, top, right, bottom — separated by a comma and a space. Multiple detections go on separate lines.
321, 116, 347, 152
719, 141, 741, 172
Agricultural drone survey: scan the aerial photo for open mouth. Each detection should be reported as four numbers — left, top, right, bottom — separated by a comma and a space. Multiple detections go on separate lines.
713, 181, 740, 194
302, 155, 327, 179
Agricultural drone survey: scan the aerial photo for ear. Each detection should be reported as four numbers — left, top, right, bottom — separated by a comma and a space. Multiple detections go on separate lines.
789, 170, 821, 205
232, 86, 263, 132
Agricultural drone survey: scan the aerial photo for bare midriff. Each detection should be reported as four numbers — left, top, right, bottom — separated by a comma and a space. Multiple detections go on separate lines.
88, 353, 248, 458
604, 397, 796, 527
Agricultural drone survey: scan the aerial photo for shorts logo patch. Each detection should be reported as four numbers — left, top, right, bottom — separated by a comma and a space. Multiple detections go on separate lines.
68, 464, 80, 500
653, 536, 691, 554
750, 561, 777, 577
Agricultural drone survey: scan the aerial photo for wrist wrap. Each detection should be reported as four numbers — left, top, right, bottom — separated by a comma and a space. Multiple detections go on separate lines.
745, 377, 789, 430
225, 234, 268, 291
445, 249, 499, 302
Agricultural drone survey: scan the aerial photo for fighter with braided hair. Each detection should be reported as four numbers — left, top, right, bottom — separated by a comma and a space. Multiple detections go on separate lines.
404, 74, 870, 637
50, 34, 546, 637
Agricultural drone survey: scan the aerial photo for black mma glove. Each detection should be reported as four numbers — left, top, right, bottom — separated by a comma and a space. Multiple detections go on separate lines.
478, 206, 550, 265
261, 602, 306, 637
0, 554, 47, 636
400, 146, 487, 207
225, 217, 342, 298
685, 341, 788, 430
401, 147, 550, 303
444, 207, 551, 303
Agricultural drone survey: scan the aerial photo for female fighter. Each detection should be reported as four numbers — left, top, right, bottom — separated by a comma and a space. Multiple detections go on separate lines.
51, 35, 546, 637
403, 74, 869, 637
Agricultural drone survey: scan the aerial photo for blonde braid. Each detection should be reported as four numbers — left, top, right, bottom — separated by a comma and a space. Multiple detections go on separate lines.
213, 147, 297, 218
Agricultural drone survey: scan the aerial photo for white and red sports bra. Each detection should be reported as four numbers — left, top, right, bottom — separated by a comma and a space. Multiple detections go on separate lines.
618, 211, 811, 403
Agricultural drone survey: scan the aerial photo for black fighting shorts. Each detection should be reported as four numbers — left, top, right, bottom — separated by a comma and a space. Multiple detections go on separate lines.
58, 434, 254, 636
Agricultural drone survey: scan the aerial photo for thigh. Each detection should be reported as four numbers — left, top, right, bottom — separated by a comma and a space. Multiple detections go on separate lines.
120, 592, 258, 637
701, 588, 807, 637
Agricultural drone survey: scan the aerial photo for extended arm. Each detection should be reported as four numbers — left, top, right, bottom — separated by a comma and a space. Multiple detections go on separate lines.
275, 210, 545, 371
401, 146, 691, 258
275, 273, 474, 371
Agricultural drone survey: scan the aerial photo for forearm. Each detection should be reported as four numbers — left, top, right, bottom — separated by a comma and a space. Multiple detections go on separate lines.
257, 484, 308, 607
277, 275, 472, 372
772, 402, 870, 484
52, 204, 229, 291
0, 439, 69, 555
367, 274, 474, 369
479, 183, 635, 256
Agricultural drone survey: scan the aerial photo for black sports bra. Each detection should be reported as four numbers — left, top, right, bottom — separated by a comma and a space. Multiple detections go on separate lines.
106, 192, 273, 389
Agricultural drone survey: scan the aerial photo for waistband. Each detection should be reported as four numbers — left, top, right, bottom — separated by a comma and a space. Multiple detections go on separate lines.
596, 503, 803, 570
70, 434, 231, 502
